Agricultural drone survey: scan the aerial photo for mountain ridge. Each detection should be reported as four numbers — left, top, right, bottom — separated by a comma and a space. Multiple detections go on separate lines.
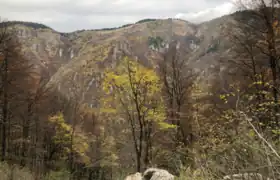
1, 9, 252, 34
1, 16, 225, 34
2, 12, 247, 107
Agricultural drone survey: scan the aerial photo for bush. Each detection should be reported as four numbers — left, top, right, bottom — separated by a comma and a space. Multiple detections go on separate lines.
0, 162, 34, 180
175, 167, 216, 180
44, 169, 71, 180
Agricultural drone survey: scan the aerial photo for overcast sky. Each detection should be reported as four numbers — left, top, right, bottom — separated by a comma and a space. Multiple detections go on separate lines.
0, 0, 237, 32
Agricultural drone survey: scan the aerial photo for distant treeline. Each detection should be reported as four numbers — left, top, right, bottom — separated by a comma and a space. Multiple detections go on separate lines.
68, 18, 191, 33
1, 18, 180, 37
0, 21, 52, 30
96, 18, 158, 31
60, 18, 158, 36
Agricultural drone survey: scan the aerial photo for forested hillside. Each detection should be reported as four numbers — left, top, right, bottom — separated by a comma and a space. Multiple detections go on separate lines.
0, 1, 280, 180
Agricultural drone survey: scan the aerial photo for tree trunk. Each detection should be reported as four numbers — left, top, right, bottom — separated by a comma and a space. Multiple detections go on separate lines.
21, 99, 32, 166
1, 54, 8, 161
144, 122, 152, 169
136, 151, 141, 172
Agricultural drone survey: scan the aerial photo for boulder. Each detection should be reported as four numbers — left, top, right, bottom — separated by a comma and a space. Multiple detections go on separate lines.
143, 168, 174, 180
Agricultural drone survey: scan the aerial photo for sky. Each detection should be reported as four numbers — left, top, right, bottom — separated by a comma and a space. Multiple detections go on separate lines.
0, 0, 237, 32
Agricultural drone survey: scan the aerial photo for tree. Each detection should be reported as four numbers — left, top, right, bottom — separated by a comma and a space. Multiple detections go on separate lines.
148, 36, 166, 51
194, 1, 280, 176
0, 20, 32, 162
158, 40, 197, 146
102, 56, 174, 172
46, 113, 89, 169
19, 75, 51, 168
223, 0, 280, 130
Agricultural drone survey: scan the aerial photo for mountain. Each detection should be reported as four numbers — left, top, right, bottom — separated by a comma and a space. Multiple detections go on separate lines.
2, 8, 280, 179
5, 14, 240, 106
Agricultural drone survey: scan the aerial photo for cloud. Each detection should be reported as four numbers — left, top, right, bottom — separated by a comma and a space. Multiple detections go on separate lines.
175, 1, 236, 23
0, 0, 235, 32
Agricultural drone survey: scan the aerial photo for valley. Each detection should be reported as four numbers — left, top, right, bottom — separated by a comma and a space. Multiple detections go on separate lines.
0, 5, 279, 180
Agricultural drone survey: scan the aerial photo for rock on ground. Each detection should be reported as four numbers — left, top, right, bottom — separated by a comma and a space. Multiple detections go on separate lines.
142, 168, 175, 180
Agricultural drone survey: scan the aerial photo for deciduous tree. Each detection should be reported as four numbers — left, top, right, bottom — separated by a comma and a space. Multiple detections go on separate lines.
102, 56, 173, 172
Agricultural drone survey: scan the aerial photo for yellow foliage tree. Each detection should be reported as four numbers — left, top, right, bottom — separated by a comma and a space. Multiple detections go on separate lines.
48, 113, 90, 166
101, 56, 174, 171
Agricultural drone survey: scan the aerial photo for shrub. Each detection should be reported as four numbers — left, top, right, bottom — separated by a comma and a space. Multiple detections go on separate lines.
44, 169, 71, 180
0, 162, 34, 180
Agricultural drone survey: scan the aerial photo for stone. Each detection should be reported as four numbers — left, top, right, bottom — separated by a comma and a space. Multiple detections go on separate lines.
143, 168, 174, 180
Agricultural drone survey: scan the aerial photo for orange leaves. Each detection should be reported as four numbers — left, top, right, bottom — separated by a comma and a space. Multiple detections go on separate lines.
273, 19, 280, 35
273, 19, 278, 29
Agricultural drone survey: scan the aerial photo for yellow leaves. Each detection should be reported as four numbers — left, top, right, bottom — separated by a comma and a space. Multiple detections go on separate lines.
219, 93, 232, 104
48, 113, 72, 144
49, 112, 66, 125
48, 113, 90, 164
99, 107, 117, 114
248, 129, 255, 137
272, 129, 280, 135
158, 122, 177, 130
102, 56, 162, 100
73, 133, 90, 164
219, 94, 226, 100
101, 56, 168, 128
252, 81, 263, 85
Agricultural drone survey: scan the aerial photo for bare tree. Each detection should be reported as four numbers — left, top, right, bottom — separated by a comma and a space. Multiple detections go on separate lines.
0, 21, 31, 161
158, 41, 196, 146
224, 0, 280, 128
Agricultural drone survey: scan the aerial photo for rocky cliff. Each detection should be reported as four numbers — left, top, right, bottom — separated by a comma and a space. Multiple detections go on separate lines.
7, 13, 240, 106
